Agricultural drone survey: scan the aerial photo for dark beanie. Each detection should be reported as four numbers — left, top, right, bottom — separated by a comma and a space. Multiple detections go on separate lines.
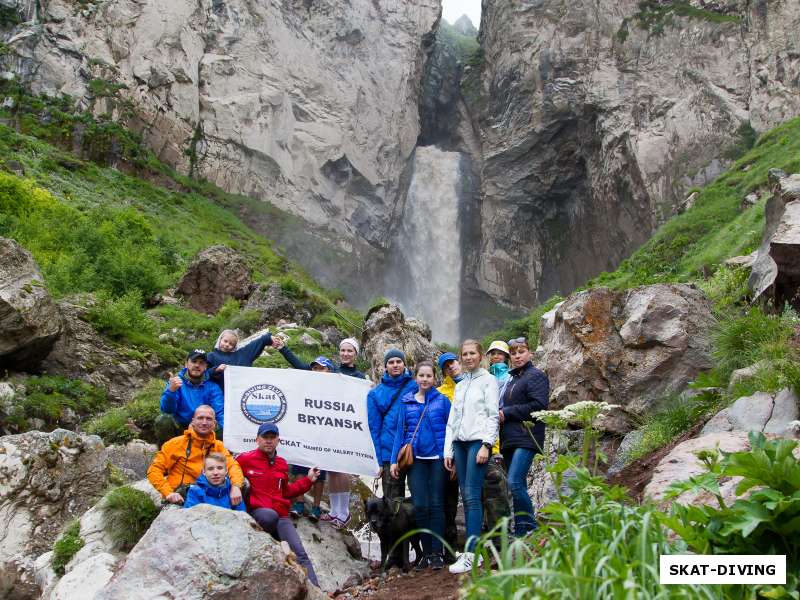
383, 348, 406, 366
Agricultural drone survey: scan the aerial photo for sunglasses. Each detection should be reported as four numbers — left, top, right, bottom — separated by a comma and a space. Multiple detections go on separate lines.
507, 337, 528, 346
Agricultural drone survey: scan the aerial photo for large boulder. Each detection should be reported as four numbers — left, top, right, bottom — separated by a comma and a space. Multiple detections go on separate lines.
106, 440, 158, 481
535, 284, 715, 430
0, 237, 62, 368
0, 429, 108, 599
702, 388, 799, 437
361, 304, 438, 381
244, 282, 304, 325
96, 504, 322, 600
176, 246, 253, 314
41, 299, 161, 402
644, 432, 751, 507
293, 519, 367, 592
749, 170, 800, 309
37, 480, 161, 600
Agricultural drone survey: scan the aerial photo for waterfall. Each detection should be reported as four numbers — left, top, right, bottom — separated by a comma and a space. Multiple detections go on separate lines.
390, 146, 463, 344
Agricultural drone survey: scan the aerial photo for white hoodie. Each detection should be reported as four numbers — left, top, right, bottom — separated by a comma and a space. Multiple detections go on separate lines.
443, 368, 499, 459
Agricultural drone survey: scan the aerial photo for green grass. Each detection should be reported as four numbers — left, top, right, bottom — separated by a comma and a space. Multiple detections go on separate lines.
2, 375, 107, 433
0, 82, 363, 364
51, 520, 84, 576
101, 485, 159, 551
588, 117, 800, 290
85, 379, 163, 444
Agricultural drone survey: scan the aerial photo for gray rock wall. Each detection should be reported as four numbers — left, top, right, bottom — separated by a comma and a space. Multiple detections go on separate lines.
471, 0, 800, 309
1, 0, 441, 303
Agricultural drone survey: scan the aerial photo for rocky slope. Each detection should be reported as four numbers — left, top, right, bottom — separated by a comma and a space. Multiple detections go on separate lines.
469, 0, 800, 310
0, 0, 440, 303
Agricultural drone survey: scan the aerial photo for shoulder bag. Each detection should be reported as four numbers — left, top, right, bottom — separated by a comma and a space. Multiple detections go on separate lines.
397, 400, 430, 473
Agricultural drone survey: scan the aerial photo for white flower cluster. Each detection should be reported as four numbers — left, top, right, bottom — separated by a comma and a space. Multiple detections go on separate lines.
531, 401, 619, 424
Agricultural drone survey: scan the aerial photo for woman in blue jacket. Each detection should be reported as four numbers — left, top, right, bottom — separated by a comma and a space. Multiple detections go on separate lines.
389, 361, 451, 571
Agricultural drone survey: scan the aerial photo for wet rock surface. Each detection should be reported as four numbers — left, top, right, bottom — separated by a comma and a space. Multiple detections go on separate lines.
0, 429, 108, 599
535, 284, 715, 430
750, 170, 800, 309
0, 237, 62, 368
176, 245, 253, 314
360, 304, 438, 381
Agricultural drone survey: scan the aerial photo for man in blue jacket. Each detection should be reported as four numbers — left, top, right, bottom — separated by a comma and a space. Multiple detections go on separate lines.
156, 349, 225, 444
367, 348, 417, 500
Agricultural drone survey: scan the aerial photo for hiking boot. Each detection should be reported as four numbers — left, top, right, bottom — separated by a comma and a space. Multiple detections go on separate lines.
289, 502, 305, 519
414, 555, 430, 571
428, 554, 445, 571
308, 506, 322, 522
448, 551, 482, 574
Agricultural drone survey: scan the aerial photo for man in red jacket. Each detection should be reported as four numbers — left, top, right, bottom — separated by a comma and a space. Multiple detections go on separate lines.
236, 423, 321, 588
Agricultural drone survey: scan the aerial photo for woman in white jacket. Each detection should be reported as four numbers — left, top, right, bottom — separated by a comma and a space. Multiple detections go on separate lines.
443, 339, 499, 573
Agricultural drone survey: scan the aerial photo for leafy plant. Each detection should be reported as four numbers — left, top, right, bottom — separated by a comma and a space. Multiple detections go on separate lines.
86, 290, 156, 339
102, 485, 159, 551
85, 379, 162, 444
3, 376, 107, 433
463, 463, 714, 599
51, 520, 84, 575
665, 432, 800, 597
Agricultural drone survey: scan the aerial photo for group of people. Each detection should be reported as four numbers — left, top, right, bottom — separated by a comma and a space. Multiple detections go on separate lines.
370, 337, 548, 574
146, 327, 548, 588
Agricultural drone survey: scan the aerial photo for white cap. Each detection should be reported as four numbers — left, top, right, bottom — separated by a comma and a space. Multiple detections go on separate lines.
339, 337, 360, 354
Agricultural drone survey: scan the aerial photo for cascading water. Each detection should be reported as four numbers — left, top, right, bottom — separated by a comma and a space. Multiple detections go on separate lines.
390, 145, 463, 344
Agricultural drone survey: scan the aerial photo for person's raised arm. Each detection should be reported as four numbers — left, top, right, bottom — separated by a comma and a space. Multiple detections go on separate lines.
160, 374, 181, 414
240, 332, 274, 364
278, 345, 310, 370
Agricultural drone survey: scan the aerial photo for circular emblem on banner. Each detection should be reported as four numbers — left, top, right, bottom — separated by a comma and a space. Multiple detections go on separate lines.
240, 384, 287, 424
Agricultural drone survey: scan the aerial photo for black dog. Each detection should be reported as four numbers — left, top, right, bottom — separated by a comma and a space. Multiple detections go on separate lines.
364, 496, 422, 572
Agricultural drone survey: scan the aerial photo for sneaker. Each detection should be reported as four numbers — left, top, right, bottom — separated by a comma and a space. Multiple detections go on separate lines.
429, 554, 444, 571
448, 552, 483, 574
331, 514, 352, 530
289, 502, 305, 519
308, 506, 321, 522
415, 555, 430, 571
319, 512, 335, 522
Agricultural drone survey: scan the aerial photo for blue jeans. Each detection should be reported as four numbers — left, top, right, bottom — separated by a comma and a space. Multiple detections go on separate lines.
408, 458, 447, 556
504, 446, 538, 536
452, 440, 488, 552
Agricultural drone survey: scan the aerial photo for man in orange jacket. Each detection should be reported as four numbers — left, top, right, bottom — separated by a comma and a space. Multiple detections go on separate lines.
147, 405, 244, 506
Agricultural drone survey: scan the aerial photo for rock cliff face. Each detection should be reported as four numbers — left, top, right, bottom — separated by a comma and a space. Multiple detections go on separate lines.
470, 0, 800, 309
1, 0, 440, 302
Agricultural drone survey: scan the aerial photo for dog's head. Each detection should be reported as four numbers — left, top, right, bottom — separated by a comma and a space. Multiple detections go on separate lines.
364, 496, 393, 533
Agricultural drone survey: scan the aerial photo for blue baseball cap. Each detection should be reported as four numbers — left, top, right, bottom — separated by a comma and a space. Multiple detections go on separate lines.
257, 423, 279, 437
437, 352, 458, 372
310, 356, 335, 371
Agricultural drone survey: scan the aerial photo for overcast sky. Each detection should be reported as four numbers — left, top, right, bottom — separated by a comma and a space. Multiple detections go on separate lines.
441, 0, 482, 29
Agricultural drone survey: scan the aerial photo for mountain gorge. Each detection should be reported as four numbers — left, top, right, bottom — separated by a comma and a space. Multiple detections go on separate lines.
0, 0, 798, 340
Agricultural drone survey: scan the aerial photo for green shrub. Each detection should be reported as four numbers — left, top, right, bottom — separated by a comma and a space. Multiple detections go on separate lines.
0, 172, 175, 299
51, 520, 84, 576
86, 290, 155, 339
3, 376, 107, 432
627, 390, 724, 463
712, 307, 795, 380
86, 379, 162, 444
481, 295, 563, 351
279, 276, 306, 300
666, 432, 800, 597
102, 485, 159, 551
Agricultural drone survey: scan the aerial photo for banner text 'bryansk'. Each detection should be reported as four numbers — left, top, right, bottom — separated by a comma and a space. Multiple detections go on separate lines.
297, 398, 364, 430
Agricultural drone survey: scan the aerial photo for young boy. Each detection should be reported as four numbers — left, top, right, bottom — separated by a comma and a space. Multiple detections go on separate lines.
183, 453, 247, 512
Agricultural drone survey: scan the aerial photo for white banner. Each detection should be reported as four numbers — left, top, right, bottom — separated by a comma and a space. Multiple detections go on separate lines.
224, 366, 378, 476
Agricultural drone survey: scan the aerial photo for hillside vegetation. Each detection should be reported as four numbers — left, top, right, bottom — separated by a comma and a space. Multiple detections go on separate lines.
0, 83, 364, 440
